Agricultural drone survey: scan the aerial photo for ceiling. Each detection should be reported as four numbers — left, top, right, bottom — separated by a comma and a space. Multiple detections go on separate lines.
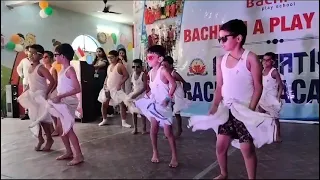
49, 1, 134, 25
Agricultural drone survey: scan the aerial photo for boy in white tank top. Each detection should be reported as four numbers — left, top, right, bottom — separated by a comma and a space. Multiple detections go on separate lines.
49, 43, 84, 166
17, 44, 55, 151
135, 45, 178, 168
188, 19, 277, 179
125, 59, 148, 134
98, 50, 131, 128
259, 52, 284, 142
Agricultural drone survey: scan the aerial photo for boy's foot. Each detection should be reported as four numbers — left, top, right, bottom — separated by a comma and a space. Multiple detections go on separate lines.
151, 152, 159, 163
169, 158, 178, 168
121, 120, 131, 128
56, 153, 73, 160
141, 130, 149, 135
275, 136, 282, 143
132, 129, 138, 135
42, 139, 54, 151
52, 131, 59, 137
107, 114, 114, 118
34, 139, 45, 151
67, 155, 84, 166
21, 114, 30, 120
98, 119, 109, 126
213, 174, 228, 179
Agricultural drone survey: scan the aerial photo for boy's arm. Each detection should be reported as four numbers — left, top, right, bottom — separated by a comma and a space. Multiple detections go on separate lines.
162, 68, 177, 98
211, 56, 223, 110
248, 52, 263, 110
57, 67, 81, 99
117, 63, 129, 90
17, 60, 24, 78
50, 68, 58, 91
172, 71, 186, 84
271, 69, 284, 101
38, 66, 55, 98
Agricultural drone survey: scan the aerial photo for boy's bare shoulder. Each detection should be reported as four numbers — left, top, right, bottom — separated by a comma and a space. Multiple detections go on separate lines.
247, 51, 259, 62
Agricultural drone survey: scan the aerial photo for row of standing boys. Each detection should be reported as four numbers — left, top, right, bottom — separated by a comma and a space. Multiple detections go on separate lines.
17, 19, 283, 179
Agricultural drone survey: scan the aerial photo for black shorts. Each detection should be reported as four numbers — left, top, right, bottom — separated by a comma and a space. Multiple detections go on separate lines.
218, 111, 253, 143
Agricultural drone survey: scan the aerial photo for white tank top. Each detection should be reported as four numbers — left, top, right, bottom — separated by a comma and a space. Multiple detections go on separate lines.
106, 63, 123, 89
57, 66, 74, 96
149, 66, 169, 103
131, 72, 144, 93
221, 50, 253, 105
262, 68, 278, 97
28, 64, 47, 92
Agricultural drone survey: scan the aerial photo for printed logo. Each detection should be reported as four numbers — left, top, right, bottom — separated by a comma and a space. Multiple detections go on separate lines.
246, 0, 296, 12
187, 58, 208, 76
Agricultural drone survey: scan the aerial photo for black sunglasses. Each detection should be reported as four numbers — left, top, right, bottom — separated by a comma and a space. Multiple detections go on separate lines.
132, 65, 141, 69
54, 53, 61, 57
218, 34, 236, 43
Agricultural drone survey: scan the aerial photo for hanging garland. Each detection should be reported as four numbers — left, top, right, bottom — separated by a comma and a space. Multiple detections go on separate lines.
39, 1, 54, 18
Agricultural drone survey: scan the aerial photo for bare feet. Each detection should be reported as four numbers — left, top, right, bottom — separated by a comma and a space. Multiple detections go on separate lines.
141, 130, 149, 135
213, 174, 228, 179
56, 153, 73, 160
67, 155, 84, 166
34, 139, 45, 151
42, 139, 54, 151
151, 152, 159, 163
132, 129, 138, 135
169, 158, 178, 168
275, 136, 282, 143
52, 131, 59, 137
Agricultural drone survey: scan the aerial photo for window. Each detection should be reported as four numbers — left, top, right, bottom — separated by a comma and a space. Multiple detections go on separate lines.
71, 35, 100, 52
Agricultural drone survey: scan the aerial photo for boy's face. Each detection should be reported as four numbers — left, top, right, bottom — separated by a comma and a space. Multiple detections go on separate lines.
219, 30, 239, 51
132, 62, 142, 73
24, 48, 29, 56
161, 61, 172, 69
43, 53, 51, 64
147, 53, 162, 67
28, 48, 43, 63
107, 54, 118, 64
262, 55, 273, 68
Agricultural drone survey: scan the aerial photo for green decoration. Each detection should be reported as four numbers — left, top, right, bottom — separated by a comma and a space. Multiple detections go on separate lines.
73, 54, 79, 60
5, 41, 15, 50
111, 33, 117, 44
44, 6, 53, 16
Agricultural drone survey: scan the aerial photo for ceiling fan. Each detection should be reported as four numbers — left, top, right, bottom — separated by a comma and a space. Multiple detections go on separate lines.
98, 0, 121, 14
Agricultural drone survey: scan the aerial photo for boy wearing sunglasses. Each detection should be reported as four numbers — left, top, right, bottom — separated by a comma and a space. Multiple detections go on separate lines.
125, 59, 148, 135
135, 45, 178, 168
189, 19, 276, 179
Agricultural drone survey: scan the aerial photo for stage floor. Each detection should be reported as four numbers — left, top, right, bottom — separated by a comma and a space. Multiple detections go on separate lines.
1, 117, 319, 179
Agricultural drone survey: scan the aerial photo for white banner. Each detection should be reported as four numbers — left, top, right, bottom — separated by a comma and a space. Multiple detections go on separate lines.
178, 1, 319, 121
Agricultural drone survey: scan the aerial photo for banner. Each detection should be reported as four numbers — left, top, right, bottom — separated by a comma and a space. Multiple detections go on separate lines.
177, 1, 319, 121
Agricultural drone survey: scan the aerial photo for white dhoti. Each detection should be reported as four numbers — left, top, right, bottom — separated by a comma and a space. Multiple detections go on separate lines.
259, 93, 282, 119
188, 99, 277, 149
17, 90, 53, 137
135, 96, 173, 127
97, 88, 128, 106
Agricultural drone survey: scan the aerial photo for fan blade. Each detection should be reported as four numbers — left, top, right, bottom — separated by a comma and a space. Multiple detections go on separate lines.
108, 11, 121, 14
106, 5, 112, 9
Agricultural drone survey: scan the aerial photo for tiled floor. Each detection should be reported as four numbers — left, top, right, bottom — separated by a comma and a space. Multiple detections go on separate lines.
1, 117, 319, 179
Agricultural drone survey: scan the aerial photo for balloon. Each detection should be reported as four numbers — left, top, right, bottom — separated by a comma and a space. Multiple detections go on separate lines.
14, 44, 24, 52
127, 42, 133, 51
44, 7, 53, 16
10, 34, 20, 44
39, 1, 49, 9
116, 44, 126, 51
5, 41, 15, 50
39, 9, 48, 18
111, 33, 117, 44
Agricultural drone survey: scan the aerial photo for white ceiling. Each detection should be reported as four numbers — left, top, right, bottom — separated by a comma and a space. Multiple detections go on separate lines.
49, 1, 134, 25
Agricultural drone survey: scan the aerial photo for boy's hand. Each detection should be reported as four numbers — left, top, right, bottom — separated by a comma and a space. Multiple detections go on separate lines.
116, 84, 121, 91
208, 105, 218, 115
161, 99, 170, 107
51, 96, 62, 103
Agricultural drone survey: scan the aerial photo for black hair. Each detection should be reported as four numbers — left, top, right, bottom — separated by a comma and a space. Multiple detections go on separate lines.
264, 52, 276, 61
93, 47, 107, 65
25, 45, 30, 50
118, 48, 128, 62
220, 19, 247, 46
29, 44, 44, 54
133, 59, 143, 66
163, 56, 174, 65
55, 43, 74, 61
147, 45, 166, 57
44, 50, 54, 59
108, 50, 119, 57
